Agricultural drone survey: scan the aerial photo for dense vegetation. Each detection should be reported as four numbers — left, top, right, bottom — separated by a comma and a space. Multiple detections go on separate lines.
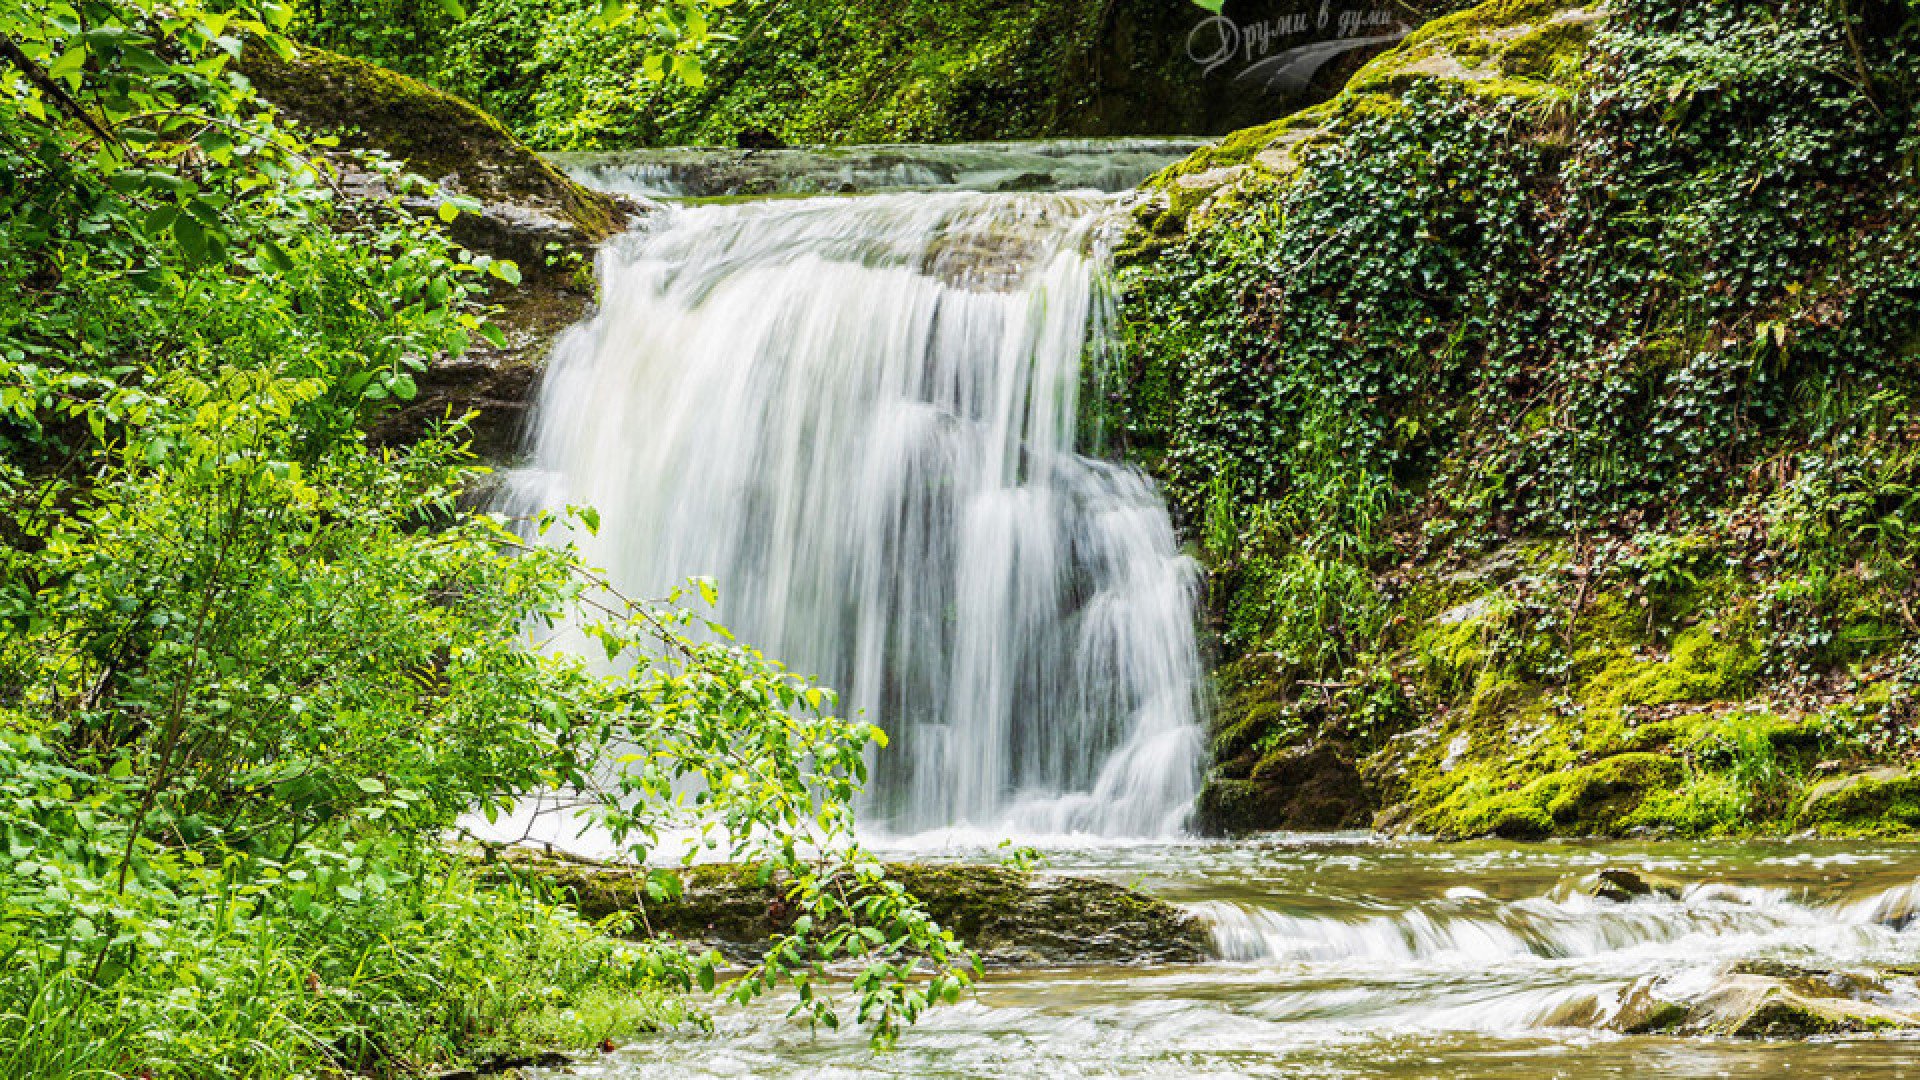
296, 0, 1123, 148
291, 0, 1411, 149
1116, 0, 1920, 838
0, 2, 970, 1076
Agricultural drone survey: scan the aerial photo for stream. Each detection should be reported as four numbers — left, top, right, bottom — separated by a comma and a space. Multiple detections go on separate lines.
511, 144, 1920, 1078
536, 838, 1920, 1079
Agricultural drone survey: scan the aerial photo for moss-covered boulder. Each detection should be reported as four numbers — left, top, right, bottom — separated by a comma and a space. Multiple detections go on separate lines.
481, 851, 1212, 967
242, 44, 629, 255
241, 45, 642, 459
1197, 744, 1373, 834
1796, 767, 1920, 834
1681, 974, 1920, 1038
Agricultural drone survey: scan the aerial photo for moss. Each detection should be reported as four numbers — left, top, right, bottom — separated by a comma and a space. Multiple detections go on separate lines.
1349, 0, 1598, 99
241, 44, 625, 242
1580, 623, 1761, 714
1134, 0, 1596, 238
1412, 747, 1685, 839
1797, 767, 1920, 833
1499, 18, 1598, 80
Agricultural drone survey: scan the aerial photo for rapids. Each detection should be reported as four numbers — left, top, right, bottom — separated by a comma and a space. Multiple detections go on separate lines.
532, 838, 1920, 1079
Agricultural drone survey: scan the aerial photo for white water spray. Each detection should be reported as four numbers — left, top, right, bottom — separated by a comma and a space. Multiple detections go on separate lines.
511, 192, 1205, 838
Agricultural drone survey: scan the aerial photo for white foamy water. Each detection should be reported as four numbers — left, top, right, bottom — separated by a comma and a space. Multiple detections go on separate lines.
507, 192, 1205, 839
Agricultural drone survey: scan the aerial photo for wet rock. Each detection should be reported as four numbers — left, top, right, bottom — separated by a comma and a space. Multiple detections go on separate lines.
1727, 959, 1887, 999
1591, 867, 1686, 903
735, 128, 786, 150
1682, 974, 1920, 1038
996, 171, 1057, 191
1196, 743, 1373, 835
1538, 978, 1687, 1034
479, 851, 1211, 967
1609, 982, 1689, 1034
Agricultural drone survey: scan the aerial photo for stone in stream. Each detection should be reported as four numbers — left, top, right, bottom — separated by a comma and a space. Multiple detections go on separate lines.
478, 850, 1212, 966
1590, 867, 1687, 903
1679, 974, 1920, 1038
1564, 965, 1920, 1039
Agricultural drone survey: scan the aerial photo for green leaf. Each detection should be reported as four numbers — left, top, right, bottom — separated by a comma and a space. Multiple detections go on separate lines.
489, 260, 522, 286
390, 374, 418, 401
355, 778, 386, 794
172, 215, 207, 262
259, 241, 294, 274
439, 0, 470, 18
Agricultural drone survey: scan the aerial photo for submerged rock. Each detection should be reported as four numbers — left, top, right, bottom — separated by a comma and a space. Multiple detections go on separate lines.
481, 851, 1212, 967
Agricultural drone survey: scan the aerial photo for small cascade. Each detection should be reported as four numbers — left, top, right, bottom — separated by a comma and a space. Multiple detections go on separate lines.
1190, 874, 1920, 968
510, 191, 1206, 838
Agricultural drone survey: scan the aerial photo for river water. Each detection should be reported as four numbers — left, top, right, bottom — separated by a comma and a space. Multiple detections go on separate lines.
515, 144, 1920, 1077
537, 838, 1920, 1079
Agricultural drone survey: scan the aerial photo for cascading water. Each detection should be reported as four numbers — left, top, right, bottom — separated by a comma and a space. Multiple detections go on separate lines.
510, 190, 1206, 838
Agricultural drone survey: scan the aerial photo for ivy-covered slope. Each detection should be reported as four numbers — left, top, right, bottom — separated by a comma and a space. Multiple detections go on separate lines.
1111, 0, 1920, 839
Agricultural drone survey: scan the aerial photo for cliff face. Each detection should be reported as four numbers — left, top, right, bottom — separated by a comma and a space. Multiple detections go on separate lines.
1111, 0, 1920, 838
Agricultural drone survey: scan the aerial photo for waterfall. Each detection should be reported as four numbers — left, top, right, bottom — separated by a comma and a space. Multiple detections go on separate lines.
511, 191, 1205, 838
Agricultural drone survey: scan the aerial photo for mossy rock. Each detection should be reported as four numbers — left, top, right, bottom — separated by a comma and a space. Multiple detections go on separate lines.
1347, 0, 1601, 99
479, 850, 1211, 967
241, 44, 629, 250
1196, 743, 1374, 834
1682, 975, 1920, 1038
1415, 752, 1681, 839
1580, 624, 1760, 715
1133, 0, 1601, 239
240, 45, 643, 459
1796, 766, 1920, 833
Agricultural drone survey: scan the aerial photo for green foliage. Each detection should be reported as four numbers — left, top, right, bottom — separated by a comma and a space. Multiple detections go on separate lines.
1, 1, 970, 1073
297, 0, 1127, 149
296, 0, 730, 149
1132, 0, 1920, 837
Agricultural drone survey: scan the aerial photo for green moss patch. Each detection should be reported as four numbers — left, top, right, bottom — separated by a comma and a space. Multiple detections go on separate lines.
242, 44, 625, 241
